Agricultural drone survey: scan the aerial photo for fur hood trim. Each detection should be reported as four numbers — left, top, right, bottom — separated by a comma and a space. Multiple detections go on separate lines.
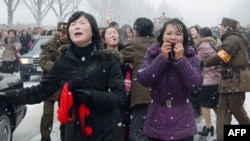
99, 48, 123, 64
59, 45, 123, 64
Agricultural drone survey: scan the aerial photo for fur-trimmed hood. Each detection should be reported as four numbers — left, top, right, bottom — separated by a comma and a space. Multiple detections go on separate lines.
199, 37, 217, 43
197, 37, 219, 48
58, 45, 123, 64
99, 48, 123, 64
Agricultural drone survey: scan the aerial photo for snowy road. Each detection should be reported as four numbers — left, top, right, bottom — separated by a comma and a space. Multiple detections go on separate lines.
12, 74, 250, 141
12, 75, 61, 141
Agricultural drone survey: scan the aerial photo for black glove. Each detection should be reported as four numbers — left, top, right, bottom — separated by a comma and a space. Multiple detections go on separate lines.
0, 91, 7, 102
72, 89, 93, 104
68, 77, 85, 91
68, 77, 92, 104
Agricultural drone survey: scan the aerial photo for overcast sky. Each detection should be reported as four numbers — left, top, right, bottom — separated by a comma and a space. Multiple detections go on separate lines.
0, 0, 250, 28
155, 0, 249, 27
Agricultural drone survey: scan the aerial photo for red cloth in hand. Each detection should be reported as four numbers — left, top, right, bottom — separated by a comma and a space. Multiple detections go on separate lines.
78, 104, 92, 136
57, 83, 93, 136
57, 83, 73, 123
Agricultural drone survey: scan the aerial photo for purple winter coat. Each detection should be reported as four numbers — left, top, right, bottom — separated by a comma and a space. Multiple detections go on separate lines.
137, 43, 203, 140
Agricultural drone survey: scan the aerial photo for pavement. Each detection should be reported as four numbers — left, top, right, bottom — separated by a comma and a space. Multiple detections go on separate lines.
27, 93, 250, 141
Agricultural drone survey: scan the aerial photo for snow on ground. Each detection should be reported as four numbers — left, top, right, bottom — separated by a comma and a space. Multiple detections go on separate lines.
30, 94, 250, 141
14, 74, 250, 141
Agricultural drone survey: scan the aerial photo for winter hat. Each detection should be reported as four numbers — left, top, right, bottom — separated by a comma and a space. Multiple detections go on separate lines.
219, 17, 238, 29
57, 22, 68, 32
199, 27, 212, 38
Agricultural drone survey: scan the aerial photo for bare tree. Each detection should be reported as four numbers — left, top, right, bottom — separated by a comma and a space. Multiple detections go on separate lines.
87, 0, 155, 27
51, 0, 81, 22
87, 0, 125, 26
23, 0, 53, 26
4, 0, 20, 28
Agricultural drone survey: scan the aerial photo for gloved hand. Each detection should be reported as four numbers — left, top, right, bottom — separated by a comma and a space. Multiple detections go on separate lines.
0, 91, 7, 102
72, 89, 93, 104
68, 77, 92, 104
68, 77, 85, 92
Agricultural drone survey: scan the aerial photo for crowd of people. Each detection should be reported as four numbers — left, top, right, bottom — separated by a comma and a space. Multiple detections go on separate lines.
0, 11, 250, 141
0, 26, 57, 74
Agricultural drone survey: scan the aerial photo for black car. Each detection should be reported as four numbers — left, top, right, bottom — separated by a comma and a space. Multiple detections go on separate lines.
19, 36, 53, 81
0, 72, 27, 141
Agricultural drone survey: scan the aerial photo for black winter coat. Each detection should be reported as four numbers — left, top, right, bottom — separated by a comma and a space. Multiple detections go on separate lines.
5, 45, 126, 141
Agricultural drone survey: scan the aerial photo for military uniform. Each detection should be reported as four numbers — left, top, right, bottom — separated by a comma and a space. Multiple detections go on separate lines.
202, 17, 250, 141
39, 22, 68, 141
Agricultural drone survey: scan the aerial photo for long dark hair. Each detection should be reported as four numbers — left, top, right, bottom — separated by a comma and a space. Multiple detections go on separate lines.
67, 11, 102, 50
157, 18, 190, 48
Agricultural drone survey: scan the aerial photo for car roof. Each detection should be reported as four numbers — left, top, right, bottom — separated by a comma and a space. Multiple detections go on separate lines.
0, 73, 23, 91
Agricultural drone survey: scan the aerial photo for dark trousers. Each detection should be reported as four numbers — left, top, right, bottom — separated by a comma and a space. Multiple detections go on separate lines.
0, 61, 17, 74
216, 92, 250, 140
40, 100, 56, 141
129, 104, 149, 141
189, 90, 201, 118
40, 100, 65, 141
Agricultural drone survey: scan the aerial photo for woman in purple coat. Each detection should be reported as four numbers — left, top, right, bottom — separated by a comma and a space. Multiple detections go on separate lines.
137, 18, 203, 141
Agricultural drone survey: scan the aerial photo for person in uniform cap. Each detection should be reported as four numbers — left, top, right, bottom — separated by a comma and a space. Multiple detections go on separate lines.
39, 21, 68, 141
56, 22, 68, 43
200, 17, 250, 141
219, 17, 238, 31
57, 22, 68, 32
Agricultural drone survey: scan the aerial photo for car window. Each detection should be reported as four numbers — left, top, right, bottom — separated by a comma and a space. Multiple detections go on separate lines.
30, 37, 52, 51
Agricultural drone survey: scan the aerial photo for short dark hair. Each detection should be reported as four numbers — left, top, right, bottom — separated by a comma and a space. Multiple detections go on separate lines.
67, 11, 102, 49
133, 17, 154, 37
109, 21, 119, 28
8, 29, 17, 36
199, 27, 212, 38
